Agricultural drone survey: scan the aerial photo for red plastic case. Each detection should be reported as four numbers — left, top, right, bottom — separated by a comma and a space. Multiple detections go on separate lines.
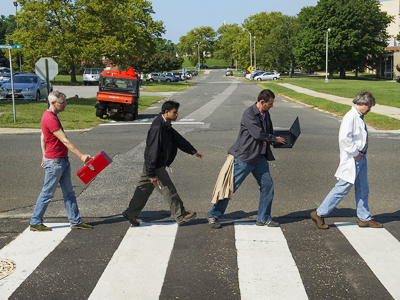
77, 151, 113, 184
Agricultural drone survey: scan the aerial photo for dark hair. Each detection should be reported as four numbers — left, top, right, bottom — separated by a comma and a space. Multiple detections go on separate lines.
257, 89, 275, 102
161, 100, 180, 113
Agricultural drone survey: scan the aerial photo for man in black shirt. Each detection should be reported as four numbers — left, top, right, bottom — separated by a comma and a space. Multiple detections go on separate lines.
123, 100, 203, 226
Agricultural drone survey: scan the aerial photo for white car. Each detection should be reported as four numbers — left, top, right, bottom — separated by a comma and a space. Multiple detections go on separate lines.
83, 68, 104, 85
253, 72, 280, 81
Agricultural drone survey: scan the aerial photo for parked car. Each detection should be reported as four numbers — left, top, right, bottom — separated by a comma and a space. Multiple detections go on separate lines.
187, 70, 198, 76
196, 64, 208, 69
165, 72, 181, 81
83, 68, 104, 85
226, 69, 233, 76
397, 76, 400, 83
250, 71, 264, 79
146, 73, 178, 82
0, 72, 12, 86
0, 73, 52, 101
253, 72, 281, 81
245, 71, 252, 79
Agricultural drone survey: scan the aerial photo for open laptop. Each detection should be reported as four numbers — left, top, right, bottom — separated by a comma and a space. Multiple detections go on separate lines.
273, 117, 301, 148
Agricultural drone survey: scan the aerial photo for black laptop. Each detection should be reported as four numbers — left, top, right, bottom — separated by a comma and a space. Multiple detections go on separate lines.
273, 117, 300, 148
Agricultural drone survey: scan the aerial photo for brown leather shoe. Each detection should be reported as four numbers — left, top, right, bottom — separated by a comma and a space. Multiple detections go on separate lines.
310, 210, 329, 229
358, 219, 383, 228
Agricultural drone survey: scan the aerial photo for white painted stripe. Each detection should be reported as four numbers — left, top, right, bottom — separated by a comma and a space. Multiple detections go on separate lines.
335, 222, 400, 299
88, 223, 177, 300
0, 223, 71, 299
99, 121, 204, 126
234, 223, 308, 300
183, 82, 238, 122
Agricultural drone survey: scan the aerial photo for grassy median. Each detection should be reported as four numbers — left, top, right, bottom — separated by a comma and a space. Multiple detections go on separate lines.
0, 96, 164, 130
261, 77, 400, 130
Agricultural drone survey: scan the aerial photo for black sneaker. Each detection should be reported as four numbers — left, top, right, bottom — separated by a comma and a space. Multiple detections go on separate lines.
176, 211, 197, 225
255, 220, 280, 227
206, 213, 222, 229
122, 212, 140, 226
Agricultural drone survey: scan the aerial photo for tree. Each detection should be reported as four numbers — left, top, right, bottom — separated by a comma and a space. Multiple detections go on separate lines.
178, 26, 216, 66
0, 15, 17, 45
137, 52, 183, 73
214, 23, 242, 67
241, 12, 288, 70
156, 38, 176, 53
295, 0, 392, 79
9, 0, 165, 82
0, 50, 9, 68
260, 15, 299, 74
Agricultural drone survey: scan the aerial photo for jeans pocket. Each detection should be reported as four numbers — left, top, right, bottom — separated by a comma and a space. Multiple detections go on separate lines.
44, 158, 62, 175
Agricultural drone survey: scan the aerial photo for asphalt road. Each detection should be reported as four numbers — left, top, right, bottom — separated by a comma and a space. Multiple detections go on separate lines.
1, 70, 400, 299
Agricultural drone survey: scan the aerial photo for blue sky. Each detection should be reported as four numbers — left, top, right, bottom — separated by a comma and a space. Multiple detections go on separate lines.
2, 0, 392, 44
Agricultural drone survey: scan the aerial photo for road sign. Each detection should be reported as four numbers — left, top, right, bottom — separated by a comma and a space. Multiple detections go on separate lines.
247, 66, 254, 73
0, 45, 22, 49
35, 57, 58, 80
182, 67, 187, 73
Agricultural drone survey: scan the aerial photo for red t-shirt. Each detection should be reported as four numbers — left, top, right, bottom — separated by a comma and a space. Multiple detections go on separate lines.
41, 110, 68, 159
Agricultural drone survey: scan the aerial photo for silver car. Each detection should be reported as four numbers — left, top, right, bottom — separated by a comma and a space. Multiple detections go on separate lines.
0, 74, 52, 101
253, 72, 281, 81
146, 73, 177, 82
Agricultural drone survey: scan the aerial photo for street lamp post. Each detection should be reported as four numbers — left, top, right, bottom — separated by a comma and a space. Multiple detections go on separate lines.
243, 28, 252, 68
325, 28, 331, 83
195, 42, 201, 70
13, 1, 22, 73
254, 36, 256, 70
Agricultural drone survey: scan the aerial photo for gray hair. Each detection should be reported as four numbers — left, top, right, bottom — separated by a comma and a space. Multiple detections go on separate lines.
353, 91, 375, 106
48, 91, 66, 104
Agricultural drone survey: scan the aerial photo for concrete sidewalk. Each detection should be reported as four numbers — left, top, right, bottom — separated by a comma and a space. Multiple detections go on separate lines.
279, 83, 400, 121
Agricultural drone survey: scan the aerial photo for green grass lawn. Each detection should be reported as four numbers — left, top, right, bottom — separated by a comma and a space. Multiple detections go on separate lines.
141, 81, 195, 92
52, 75, 84, 86
182, 57, 232, 68
277, 75, 399, 108
262, 80, 400, 130
0, 95, 164, 130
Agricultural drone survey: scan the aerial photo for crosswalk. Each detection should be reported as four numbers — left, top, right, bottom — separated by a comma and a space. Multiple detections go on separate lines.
0, 221, 399, 300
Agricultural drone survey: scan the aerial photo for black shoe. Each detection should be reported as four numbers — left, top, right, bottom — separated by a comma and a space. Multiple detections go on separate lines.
206, 213, 222, 229
122, 212, 140, 226
176, 211, 197, 225
255, 220, 280, 227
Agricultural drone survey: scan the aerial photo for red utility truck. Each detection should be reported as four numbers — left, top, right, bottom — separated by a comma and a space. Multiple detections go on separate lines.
95, 67, 140, 121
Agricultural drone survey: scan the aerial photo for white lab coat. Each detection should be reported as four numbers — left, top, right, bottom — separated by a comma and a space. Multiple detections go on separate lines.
334, 106, 367, 184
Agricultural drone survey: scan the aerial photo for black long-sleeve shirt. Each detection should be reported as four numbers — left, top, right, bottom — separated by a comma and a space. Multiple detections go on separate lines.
144, 113, 197, 177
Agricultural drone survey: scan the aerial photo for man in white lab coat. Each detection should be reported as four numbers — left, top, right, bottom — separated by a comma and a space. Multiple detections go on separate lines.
311, 91, 383, 229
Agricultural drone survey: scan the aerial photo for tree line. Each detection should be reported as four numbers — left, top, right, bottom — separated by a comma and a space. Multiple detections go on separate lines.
178, 0, 393, 79
0, 0, 394, 81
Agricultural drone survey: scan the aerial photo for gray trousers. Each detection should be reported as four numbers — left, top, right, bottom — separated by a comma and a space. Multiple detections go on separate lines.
124, 163, 185, 221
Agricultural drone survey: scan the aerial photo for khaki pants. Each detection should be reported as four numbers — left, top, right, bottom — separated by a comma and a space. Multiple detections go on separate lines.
124, 163, 185, 221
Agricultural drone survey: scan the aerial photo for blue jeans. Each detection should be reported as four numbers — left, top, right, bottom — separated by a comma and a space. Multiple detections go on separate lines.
208, 156, 274, 223
30, 157, 82, 226
317, 155, 371, 221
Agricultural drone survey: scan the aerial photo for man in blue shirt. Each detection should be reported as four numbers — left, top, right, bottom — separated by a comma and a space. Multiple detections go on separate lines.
206, 89, 286, 229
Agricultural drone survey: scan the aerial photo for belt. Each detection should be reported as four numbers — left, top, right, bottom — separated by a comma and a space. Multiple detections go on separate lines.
359, 150, 367, 155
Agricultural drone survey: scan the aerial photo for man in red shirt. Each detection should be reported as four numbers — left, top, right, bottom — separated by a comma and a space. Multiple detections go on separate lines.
30, 91, 93, 231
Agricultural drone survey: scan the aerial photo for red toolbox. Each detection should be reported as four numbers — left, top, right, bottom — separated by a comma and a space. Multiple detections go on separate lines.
77, 151, 113, 184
